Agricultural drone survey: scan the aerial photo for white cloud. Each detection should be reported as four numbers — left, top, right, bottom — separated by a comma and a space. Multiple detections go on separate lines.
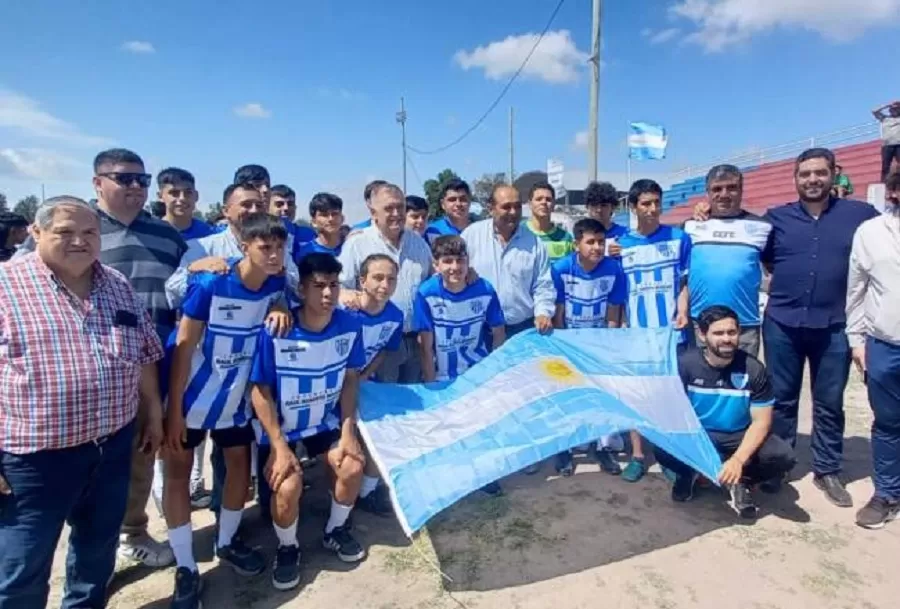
642, 27, 682, 44
454, 30, 589, 85
0, 148, 85, 181
315, 87, 365, 102
572, 129, 589, 151
121, 40, 155, 54
233, 102, 272, 119
671, 0, 900, 51
0, 90, 113, 148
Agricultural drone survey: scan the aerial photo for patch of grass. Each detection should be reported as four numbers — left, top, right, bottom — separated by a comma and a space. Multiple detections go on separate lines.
817, 558, 862, 587
382, 530, 441, 577
784, 525, 850, 552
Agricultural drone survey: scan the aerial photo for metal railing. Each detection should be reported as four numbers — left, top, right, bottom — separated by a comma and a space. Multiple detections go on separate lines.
668, 121, 881, 184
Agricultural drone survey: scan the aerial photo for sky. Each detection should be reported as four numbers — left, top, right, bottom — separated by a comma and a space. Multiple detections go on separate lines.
1, 0, 899, 223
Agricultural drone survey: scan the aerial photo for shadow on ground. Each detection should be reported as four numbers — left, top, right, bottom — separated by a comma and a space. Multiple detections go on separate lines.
790, 433, 872, 485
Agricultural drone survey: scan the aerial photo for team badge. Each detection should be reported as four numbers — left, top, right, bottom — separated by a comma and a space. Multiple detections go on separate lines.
656, 243, 672, 257
378, 325, 392, 342
470, 299, 484, 314
335, 337, 350, 356
730, 372, 749, 390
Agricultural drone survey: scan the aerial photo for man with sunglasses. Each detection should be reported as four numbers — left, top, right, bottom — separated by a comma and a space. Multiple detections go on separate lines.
15, 148, 188, 570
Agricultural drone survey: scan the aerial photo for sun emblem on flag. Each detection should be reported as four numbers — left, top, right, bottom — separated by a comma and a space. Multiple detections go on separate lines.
539, 358, 582, 383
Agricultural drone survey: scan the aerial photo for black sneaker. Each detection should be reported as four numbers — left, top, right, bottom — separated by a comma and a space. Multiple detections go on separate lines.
594, 448, 622, 475
555, 451, 575, 477
855, 496, 900, 530
170, 567, 203, 609
216, 538, 266, 576
814, 474, 853, 508
356, 485, 393, 517
323, 524, 366, 563
190, 487, 212, 510
671, 473, 697, 502
272, 544, 302, 591
728, 483, 758, 519
480, 481, 503, 496
758, 476, 783, 495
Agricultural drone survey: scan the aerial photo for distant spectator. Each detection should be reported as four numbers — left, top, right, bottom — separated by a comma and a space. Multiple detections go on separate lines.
873, 101, 900, 182
0, 211, 29, 262
149, 200, 167, 219
405, 195, 428, 236
833, 164, 854, 198
233, 164, 271, 202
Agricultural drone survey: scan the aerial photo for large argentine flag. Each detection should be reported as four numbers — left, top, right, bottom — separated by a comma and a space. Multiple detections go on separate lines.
358, 328, 722, 536
628, 122, 668, 160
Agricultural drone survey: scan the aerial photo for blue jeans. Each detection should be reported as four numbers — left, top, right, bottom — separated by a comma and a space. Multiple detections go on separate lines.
866, 337, 900, 500
762, 316, 851, 476
0, 422, 134, 609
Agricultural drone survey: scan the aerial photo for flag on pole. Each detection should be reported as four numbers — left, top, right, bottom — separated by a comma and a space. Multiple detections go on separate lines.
358, 327, 722, 536
628, 122, 668, 161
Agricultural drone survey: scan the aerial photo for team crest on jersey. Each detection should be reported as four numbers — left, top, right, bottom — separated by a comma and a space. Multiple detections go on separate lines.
378, 325, 392, 342
470, 299, 484, 314
730, 372, 749, 390
597, 278, 614, 293
335, 337, 351, 356
656, 243, 672, 257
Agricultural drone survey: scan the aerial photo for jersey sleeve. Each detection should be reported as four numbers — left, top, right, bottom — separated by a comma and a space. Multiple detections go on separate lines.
486, 288, 506, 328
386, 315, 403, 351
609, 266, 628, 306
749, 360, 775, 408
678, 232, 692, 277
249, 331, 277, 389
181, 274, 215, 321
348, 328, 366, 370
411, 291, 434, 332
551, 264, 565, 305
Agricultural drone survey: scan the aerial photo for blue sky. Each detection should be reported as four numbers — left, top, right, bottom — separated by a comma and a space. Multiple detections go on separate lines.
1, 0, 899, 222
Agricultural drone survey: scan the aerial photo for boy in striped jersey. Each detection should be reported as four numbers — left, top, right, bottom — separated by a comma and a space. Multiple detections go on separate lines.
250, 253, 368, 591
617, 179, 692, 483
292, 192, 345, 262
163, 213, 289, 609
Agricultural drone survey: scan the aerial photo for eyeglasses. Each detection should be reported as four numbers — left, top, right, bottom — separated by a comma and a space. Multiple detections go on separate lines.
97, 172, 152, 188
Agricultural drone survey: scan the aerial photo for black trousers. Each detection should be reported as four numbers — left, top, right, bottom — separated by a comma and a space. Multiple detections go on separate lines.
655, 429, 796, 485
882, 144, 900, 182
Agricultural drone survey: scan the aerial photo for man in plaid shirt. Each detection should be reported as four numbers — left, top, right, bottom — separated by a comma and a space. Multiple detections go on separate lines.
0, 197, 165, 609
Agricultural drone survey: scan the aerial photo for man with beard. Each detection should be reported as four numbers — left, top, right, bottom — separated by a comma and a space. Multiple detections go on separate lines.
654, 305, 795, 519
684, 165, 771, 357
425, 178, 476, 245
760, 148, 879, 506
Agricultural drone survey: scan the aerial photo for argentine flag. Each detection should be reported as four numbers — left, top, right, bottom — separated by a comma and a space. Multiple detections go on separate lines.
358, 327, 722, 535
628, 122, 668, 161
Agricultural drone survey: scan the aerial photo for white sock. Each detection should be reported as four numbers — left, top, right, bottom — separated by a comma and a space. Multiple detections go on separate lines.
152, 459, 165, 504
325, 499, 353, 534
273, 519, 299, 548
190, 439, 206, 491
217, 508, 242, 549
359, 475, 379, 498
168, 523, 196, 572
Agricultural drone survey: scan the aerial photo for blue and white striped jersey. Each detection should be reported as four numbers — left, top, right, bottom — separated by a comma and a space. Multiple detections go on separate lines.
292, 238, 342, 265
176, 260, 285, 430
412, 275, 505, 381
618, 225, 691, 329
346, 303, 404, 369
551, 253, 627, 328
249, 309, 365, 444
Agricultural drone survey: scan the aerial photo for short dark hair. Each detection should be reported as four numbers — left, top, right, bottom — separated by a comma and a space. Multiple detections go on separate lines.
705, 164, 742, 189
405, 195, 428, 212
432, 235, 467, 259
528, 181, 556, 201
795, 148, 836, 174
157, 167, 195, 189
270, 184, 295, 200
233, 164, 270, 186
360, 253, 398, 277
298, 252, 343, 282
0, 212, 28, 229
94, 148, 144, 173
149, 200, 166, 218
440, 178, 471, 200
696, 305, 740, 333
886, 171, 900, 192
309, 192, 343, 217
573, 218, 606, 241
584, 181, 619, 207
364, 179, 388, 203
627, 179, 663, 206
237, 212, 288, 244
223, 182, 260, 205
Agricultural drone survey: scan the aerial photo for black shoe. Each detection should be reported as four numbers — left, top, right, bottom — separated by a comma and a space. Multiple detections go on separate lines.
216, 538, 266, 576
356, 486, 393, 517
555, 451, 575, 477
272, 544, 302, 591
759, 476, 783, 495
814, 474, 853, 508
189, 487, 212, 510
480, 481, 503, 496
671, 473, 697, 502
855, 496, 900, 530
594, 449, 622, 475
170, 567, 203, 609
323, 525, 366, 563
728, 483, 758, 519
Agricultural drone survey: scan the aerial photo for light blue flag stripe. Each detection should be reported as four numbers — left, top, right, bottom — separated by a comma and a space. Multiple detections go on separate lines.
359, 327, 722, 536
628, 121, 668, 161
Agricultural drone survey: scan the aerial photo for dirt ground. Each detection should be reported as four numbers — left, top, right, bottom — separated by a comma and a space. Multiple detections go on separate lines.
48, 368, 898, 609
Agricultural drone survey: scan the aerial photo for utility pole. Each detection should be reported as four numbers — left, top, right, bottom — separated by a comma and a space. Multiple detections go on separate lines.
587, 0, 602, 181
508, 106, 515, 184
396, 97, 408, 193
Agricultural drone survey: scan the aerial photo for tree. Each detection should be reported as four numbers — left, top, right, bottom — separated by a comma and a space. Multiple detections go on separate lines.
0, 192, 7, 212
423, 169, 461, 220
13, 195, 40, 224
203, 202, 224, 224
472, 172, 508, 204
513, 170, 549, 203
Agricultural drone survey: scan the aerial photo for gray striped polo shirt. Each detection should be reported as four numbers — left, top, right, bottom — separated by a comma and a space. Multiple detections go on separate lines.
18, 209, 187, 340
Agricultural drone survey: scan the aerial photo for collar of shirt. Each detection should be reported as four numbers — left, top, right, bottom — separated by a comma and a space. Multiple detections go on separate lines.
32, 254, 110, 295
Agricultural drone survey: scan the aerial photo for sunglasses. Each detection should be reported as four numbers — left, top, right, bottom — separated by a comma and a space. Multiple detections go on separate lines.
98, 172, 152, 188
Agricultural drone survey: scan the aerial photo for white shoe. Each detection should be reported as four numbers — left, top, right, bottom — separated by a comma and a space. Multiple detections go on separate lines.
117, 533, 175, 568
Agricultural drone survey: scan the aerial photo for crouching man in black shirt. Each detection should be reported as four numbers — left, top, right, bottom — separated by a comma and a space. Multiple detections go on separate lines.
656, 305, 796, 518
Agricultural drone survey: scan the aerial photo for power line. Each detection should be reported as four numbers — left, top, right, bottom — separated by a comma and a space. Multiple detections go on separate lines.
406, 0, 567, 156
406, 153, 426, 194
